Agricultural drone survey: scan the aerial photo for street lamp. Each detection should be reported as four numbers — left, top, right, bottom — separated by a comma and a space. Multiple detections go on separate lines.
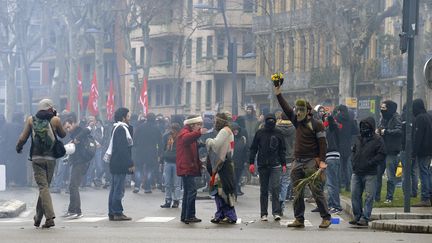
194, 2, 239, 116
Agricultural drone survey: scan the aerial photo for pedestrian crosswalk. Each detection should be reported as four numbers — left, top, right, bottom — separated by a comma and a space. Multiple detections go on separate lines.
136, 217, 176, 223
279, 220, 313, 227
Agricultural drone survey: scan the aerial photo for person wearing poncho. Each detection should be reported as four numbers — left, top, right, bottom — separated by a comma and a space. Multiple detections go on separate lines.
206, 112, 237, 224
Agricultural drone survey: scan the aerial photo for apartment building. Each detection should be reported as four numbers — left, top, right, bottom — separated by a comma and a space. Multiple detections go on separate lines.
125, 0, 256, 116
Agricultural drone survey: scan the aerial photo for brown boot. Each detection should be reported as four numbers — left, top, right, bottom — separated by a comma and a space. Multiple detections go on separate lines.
287, 219, 305, 228
319, 219, 331, 228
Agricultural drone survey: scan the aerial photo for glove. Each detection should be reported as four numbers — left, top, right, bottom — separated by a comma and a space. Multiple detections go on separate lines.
249, 164, 255, 174
282, 165, 287, 173
16, 144, 23, 154
210, 174, 216, 187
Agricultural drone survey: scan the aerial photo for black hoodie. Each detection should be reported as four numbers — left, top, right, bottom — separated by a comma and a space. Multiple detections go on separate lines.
412, 99, 432, 157
249, 114, 286, 168
378, 100, 402, 155
352, 117, 386, 176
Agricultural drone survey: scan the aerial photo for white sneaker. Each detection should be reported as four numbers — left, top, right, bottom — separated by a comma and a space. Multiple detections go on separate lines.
261, 215, 268, 221
273, 214, 281, 221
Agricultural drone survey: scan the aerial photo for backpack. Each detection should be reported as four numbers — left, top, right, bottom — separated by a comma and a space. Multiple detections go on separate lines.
78, 134, 97, 163
32, 116, 55, 155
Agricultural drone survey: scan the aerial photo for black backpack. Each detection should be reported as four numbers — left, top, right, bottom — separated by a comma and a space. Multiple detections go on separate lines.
79, 134, 97, 163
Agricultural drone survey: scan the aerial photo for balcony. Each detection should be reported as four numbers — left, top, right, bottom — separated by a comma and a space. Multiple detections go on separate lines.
310, 66, 340, 87
379, 57, 406, 80
149, 62, 176, 80
197, 11, 253, 30
245, 72, 310, 94
149, 22, 183, 38
253, 8, 314, 34
195, 57, 255, 75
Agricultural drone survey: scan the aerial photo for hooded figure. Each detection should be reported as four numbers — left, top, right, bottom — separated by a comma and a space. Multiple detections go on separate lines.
411, 99, 432, 206
244, 105, 259, 147
350, 116, 386, 226
231, 122, 248, 196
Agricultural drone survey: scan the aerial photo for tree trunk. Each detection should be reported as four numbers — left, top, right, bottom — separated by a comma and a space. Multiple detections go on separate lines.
51, 27, 66, 109
1, 56, 17, 122
68, 26, 79, 115
94, 32, 106, 120
339, 47, 352, 105
20, 53, 32, 116
140, 21, 152, 114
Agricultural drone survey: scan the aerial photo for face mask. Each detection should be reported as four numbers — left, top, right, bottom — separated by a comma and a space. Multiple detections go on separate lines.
265, 119, 276, 129
360, 124, 373, 137
296, 107, 307, 121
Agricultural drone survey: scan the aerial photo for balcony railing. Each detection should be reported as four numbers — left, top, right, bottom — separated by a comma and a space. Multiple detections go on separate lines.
196, 10, 253, 30
149, 62, 176, 80
253, 8, 314, 33
195, 57, 255, 74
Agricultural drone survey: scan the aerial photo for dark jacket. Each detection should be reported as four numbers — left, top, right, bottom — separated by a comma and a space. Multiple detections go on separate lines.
324, 115, 340, 154
69, 126, 91, 164
161, 131, 177, 163
412, 99, 432, 157
378, 101, 402, 155
110, 124, 134, 174
335, 105, 357, 157
133, 121, 162, 167
352, 117, 386, 176
232, 123, 248, 168
249, 114, 287, 168
176, 126, 202, 177
276, 119, 295, 162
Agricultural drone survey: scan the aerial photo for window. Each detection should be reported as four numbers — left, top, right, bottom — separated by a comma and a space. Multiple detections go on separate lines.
164, 43, 173, 64
206, 36, 213, 59
325, 39, 332, 67
289, 35, 295, 72
243, 0, 254, 12
290, 0, 296, 11
215, 79, 224, 105
186, 39, 192, 67
217, 32, 225, 59
164, 84, 171, 105
205, 80, 212, 107
196, 81, 201, 110
132, 48, 136, 63
187, 0, 193, 20
278, 36, 285, 71
185, 82, 191, 107
317, 34, 321, 67
196, 37, 203, 63
176, 82, 182, 104
156, 84, 163, 106
280, 0, 286, 12
140, 47, 144, 65
309, 34, 315, 68
301, 35, 306, 71
242, 31, 254, 56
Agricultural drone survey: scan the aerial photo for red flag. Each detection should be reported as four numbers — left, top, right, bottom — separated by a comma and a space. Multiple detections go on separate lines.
66, 100, 70, 112
106, 80, 115, 120
77, 67, 83, 109
139, 78, 148, 116
87, 71, 99, 116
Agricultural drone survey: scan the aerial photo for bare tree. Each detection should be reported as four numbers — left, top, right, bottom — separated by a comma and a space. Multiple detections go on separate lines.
314, 0, 401, 104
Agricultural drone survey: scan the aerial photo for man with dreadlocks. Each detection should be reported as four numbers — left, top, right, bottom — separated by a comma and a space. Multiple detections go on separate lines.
274, 85, 331, 229
205, 112, 237, 224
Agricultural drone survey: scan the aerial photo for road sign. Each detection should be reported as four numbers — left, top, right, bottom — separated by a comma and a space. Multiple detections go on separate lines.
345, 97, 358, 109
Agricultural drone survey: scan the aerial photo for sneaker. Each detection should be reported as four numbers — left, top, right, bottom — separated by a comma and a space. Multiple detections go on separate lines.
185, 217, 202, 223
132, 188, 139, 193
288, 219, 305, 228
329, 208, 343, 214
348, 220, 358, 225
222, 217, 236, 224
273, 214, 281, 221
41, 218, 55, 228
171, 200, 180, 208
357, 219, 368, 227
33, 215, 42, 227
210, 218, 221, 224
311, 207, 320, 212
160, 201, 171, 208
62, 212, 79, 219
74, 213, 83, 219
319, 219, 331, 228
384, 199, 392, 204
112, 214, 132, 221
412, 201, 432, 207
260, 215, 268, 221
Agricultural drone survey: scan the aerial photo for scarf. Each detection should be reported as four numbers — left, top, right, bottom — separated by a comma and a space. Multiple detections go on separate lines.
103, 122, 133, 162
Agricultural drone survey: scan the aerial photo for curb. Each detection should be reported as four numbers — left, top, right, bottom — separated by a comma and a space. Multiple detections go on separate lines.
372, 219, 432, 234
0, 199, 26, 218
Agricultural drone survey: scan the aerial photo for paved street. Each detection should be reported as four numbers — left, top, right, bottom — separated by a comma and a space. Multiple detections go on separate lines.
0, 185, 430, 243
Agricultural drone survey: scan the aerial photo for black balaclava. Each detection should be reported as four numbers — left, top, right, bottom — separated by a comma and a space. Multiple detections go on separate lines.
264, 113, 276, 130
360, 121, 373, 138
381, 100, 397, 120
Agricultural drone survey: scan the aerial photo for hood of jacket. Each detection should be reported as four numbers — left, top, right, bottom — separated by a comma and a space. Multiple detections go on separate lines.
413, 98, 426, 117
359, 116, 376, 132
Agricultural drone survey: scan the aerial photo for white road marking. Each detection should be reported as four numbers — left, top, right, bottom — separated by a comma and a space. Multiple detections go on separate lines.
136, 217, 176, 223
66, 217, 108, 223
279, 219, 313, 227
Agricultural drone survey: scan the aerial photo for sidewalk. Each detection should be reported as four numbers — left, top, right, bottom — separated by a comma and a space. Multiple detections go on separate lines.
0, 199, 26, 218
341, 195, 432, 233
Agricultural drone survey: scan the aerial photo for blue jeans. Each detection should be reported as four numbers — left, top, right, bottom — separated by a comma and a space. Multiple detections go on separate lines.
340, 153, 352, 190
375, 161, 386, 201
351, 174, 377, 222
385, 154, 399, 200
163, 162, 182, 201
51, 158, 70, 191
279, 164, 292, 212
259, 166, 282, 217
417, 156, 432, 201
181, 176, 197, 221
401, 151, 418, 197
84, 149, 103, 186
326, 157, 341, 210
108, 174, 126, 216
